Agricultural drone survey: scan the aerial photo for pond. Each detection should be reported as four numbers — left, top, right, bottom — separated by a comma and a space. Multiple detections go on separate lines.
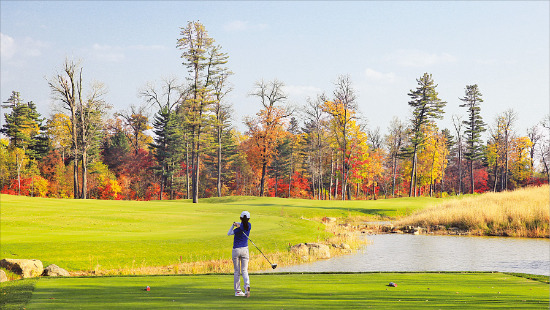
268, 234, 550, 276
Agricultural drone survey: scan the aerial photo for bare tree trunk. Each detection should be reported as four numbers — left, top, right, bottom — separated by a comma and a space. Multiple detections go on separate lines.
504, 134, 509, 190
458, 142, 462, 195
217, 128, 222, 197
334, 161, 339, 200
409, 146, 417, 197
260, 162, 267, 197
186, 141, 190, 199
193, 149, 200, 202
16, 152, 22, 196
469, 160, 475, 194
391, 154, 397, 197
81, 151, 87, 199
329, 153, 334, 200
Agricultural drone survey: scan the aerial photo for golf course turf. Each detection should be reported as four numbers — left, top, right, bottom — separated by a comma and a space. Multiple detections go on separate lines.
2, 272, 548, 309
2, 193, 549, 309
0, 194, 442, 272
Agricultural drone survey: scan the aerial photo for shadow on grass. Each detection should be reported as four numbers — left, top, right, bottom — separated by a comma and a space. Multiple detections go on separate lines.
0, 278, 38, 310
228, 202, 396, 217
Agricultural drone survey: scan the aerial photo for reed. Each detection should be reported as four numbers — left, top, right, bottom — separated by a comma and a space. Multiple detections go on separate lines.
398, 185, 549, 238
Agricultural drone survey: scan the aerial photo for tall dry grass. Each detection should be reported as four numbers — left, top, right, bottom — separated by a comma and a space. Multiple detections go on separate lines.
398, 185, 549, 238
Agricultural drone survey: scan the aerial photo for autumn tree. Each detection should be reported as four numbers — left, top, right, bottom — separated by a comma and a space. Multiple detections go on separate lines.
77, 82, 110, 198
48, 59, 109, 199
406, 73, 446, 197
459, 84, 486, 194
323, 75, 358, 200
116, 104, 151, 155
499, 109, 517, 190
303, 94, 329, 199
47, 113, 72, 161
48, 59, 83, 198
246, 79, 291, 196
508, 136, 532, 188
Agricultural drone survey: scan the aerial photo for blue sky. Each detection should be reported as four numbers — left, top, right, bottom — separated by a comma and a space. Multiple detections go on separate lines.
1, 1, 548, 136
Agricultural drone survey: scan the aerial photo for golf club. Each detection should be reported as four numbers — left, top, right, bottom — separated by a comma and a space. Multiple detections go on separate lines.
241, 229, 277, 269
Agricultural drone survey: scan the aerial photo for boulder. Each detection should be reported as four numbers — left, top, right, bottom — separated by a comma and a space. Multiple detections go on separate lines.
0, 259, 43, 278
340, 243, 351, 250
306, 243, 331, 259
291, 243, 309, 259
42, 264, 70, 277
0, 269, 7, 282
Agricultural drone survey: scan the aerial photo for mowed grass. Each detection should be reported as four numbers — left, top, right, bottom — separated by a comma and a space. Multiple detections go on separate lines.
0, 194, 441, 273
3, 273, 546, 309
399, 185, 550, 237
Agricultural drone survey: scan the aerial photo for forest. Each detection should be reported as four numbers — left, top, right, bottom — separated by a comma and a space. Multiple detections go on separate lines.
1, 21, 549, 202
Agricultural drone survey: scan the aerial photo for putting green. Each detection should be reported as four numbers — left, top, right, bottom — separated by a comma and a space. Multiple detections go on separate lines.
17, 273, 549, 309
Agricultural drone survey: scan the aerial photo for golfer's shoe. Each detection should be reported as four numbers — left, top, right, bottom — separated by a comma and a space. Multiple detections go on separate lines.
235, 291, 246, 297
245, 286, 251, 298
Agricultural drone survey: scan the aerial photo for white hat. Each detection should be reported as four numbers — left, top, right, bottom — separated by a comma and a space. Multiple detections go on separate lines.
240, 211, 250, 219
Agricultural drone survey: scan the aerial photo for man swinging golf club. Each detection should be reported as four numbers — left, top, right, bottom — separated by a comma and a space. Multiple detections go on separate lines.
228, 211, 252, 297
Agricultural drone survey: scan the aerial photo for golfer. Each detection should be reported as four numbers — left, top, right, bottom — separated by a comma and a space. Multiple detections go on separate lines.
227, 211, 252, 297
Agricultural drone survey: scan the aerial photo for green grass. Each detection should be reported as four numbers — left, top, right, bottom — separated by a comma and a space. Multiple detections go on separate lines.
4, 273, 546, 309
0, 194, 442, 272
0, 278, 38, 310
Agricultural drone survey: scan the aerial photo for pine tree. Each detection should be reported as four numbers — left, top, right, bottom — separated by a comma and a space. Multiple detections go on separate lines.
459, 84, 486, 194
1, 91, 49, 159
178, 21, 230, 203
150, 107, 184, 199
407, 73, 446, 197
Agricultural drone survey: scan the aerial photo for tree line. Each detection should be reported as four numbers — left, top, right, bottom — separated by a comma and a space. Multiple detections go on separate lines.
2, 21, 548, 202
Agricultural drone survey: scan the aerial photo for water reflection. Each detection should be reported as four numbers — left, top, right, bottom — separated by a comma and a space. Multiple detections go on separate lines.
269, 234, 550, 275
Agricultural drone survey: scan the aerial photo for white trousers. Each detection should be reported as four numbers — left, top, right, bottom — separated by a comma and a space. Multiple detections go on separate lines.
232, 247, 250, 292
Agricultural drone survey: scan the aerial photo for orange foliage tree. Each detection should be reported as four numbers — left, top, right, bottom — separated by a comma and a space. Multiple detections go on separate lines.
245, 79, 291, 196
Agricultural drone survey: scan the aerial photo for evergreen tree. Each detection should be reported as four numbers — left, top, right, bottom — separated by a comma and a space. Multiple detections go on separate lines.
269, 136, 291, 197
102, 130, 130, 177
178, 20, 230, 203
459, 84, 486, 194
150, 107, 184, 199
407, 73, 446, 197
1, 91, 49, 160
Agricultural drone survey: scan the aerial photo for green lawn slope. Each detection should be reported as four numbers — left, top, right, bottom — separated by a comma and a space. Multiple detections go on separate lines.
0, 194, 441, 273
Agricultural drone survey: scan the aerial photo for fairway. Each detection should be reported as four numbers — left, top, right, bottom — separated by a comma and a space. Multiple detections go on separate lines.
0, 194, 442, 273
10, 273, 549, 309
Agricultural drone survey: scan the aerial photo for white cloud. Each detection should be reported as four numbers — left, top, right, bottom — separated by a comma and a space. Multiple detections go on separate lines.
1, 33, 16, 59
283, 85, 323, 99
92, 43, 125, 62
22, 37, 49, 57
129, 44, 167, 51
88, 43, 168, 62
386, 49, 457, 67
224, 20, 268, 32
364, 68, 396, 83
